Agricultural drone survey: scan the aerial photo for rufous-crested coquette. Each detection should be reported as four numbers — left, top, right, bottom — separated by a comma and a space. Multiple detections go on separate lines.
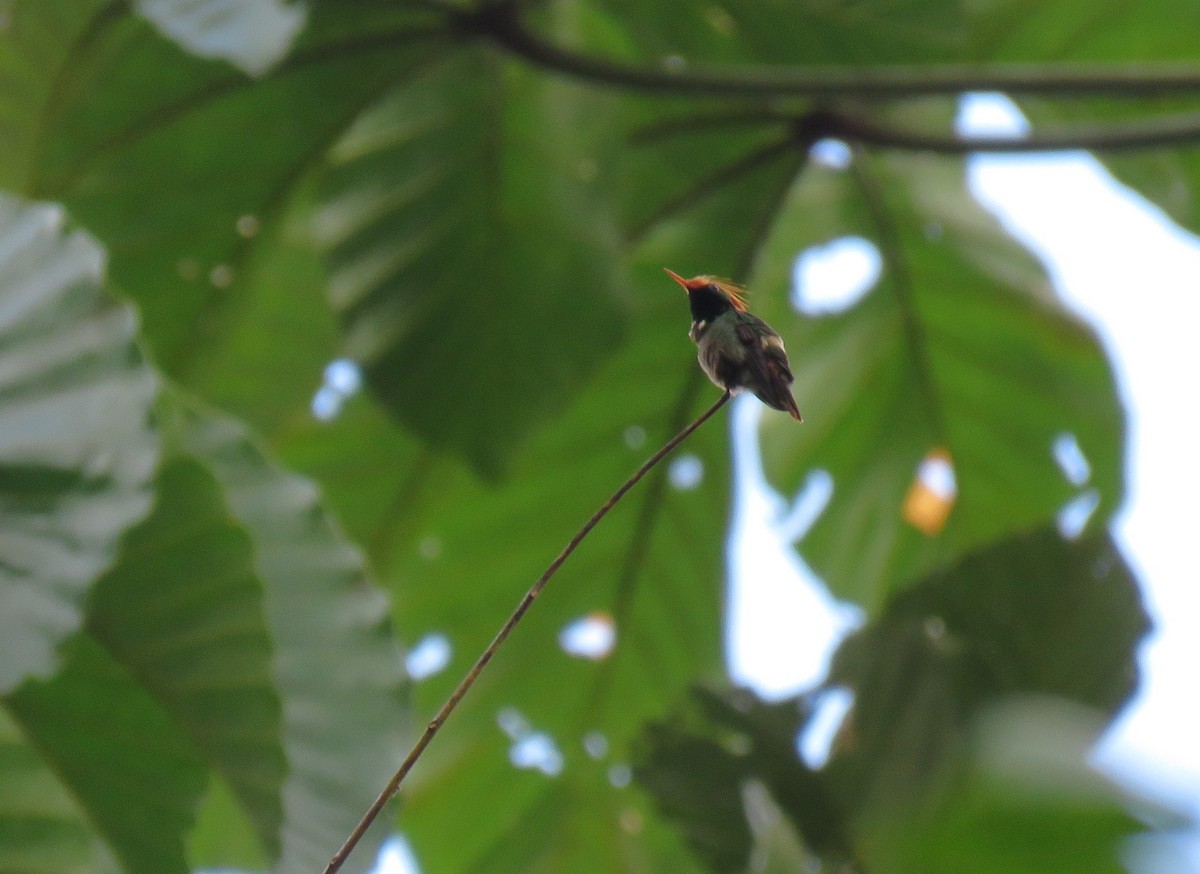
666, 269, 803, 422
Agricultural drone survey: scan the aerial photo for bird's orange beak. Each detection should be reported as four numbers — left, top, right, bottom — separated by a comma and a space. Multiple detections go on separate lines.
664, 268, 693, 291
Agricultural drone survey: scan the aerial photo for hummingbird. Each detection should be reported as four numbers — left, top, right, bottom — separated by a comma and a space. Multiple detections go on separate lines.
666, 269, 803, 422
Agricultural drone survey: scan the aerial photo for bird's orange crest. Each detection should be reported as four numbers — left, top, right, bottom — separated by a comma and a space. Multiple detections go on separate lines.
708, 277, 749, 312
664, 268, 750, 312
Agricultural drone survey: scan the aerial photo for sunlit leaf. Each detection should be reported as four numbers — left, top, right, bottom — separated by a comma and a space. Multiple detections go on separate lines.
169, 396, 408, 873
0, 195, 157, 694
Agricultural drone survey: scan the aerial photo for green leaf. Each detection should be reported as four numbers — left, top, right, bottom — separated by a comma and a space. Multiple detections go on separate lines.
168, 395, 408, 873
0, 1, 439, 369
636, 721, 753, 873
585, 0, 969, 67
180, 213, 342, 438
314, 50, 628, 477
750, 145, 1125, 609
133, 0, 307, 76
970, 0, 1200, 63
4, 636, 209, 874
85, 457, 286, 865
636, 529, 1152, 872
868, 699, 1156, 874
0, 709, 115, 874
0, 194, 157, 694
826, 527, 1149, 822
636, 689, 853, 873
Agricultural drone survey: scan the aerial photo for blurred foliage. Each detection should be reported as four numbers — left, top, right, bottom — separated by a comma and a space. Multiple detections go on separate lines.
0, 0, 1190, 871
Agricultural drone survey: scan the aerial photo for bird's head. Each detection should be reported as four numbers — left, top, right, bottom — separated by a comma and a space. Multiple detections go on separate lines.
665, 269, 748, 322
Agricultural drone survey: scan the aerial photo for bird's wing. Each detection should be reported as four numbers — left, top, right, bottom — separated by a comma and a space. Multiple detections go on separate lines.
736, 319, 802, 421
735, 319, 793, 383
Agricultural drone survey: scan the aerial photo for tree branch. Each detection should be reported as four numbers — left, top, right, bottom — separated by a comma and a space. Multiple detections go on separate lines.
636, 107, 1200, 155
449, 2, 1200, 99
808, 108, 1200, 154
323, 389, 733, 874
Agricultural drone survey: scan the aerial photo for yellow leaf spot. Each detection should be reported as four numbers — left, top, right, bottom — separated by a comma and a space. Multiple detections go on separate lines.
903, 448, 957, 535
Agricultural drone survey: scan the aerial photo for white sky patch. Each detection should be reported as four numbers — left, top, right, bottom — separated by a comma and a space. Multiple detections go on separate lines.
607, 763, 632, 789
311, 358, 362, 421
368, 836, 421, 874
809, 138, 852, 169
496, 706, 564, 777
134, 0, 306, 76
668, 453, 704, 490
310, 386, 342, 421
776, 469, 833, 544
404, 633, 451, 681
725, 397, 863, 699
915, 452, 957, 500
583, 731, 609, 760
1057, 490, 1101, 539
559, 613, 617, 661
1053, 432, 1093, 486
798, 688, 855, 769
496, 706, 529, 739
509, 732, 564, 777
324, 358, 362, 395
791, 236, 881, 315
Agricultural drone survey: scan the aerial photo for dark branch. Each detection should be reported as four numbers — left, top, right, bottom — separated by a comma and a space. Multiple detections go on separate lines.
449, 2, 1200, 99
807, 108, 1200, 154
636, 107, 1200, 155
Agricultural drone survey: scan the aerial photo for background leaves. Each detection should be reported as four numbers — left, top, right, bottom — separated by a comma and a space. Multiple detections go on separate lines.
0, 0, 1187, 871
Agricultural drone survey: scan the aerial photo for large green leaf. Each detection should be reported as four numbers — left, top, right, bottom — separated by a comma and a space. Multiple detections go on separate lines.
636, 689, 850, 873
85, 457, 286, 865
169, 396, 408, 873
584, 0, 968, 67
3, 636, 208, 874
636, 528, 1153, 872
0, 1, 440, 369
866, 699, 1157, 874
0, 194, 157, 694
314, 49, 628, 476
747, 142, 1124, 609
0, 708, 116, 874
826, 527, 1148, 824
1, 439, 290, 872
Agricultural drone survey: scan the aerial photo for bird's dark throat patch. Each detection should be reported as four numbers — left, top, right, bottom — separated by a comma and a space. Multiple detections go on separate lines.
688, 285, 735, 323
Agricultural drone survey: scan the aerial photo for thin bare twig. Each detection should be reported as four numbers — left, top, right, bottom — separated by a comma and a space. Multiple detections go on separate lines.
323, 390, 733, 874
